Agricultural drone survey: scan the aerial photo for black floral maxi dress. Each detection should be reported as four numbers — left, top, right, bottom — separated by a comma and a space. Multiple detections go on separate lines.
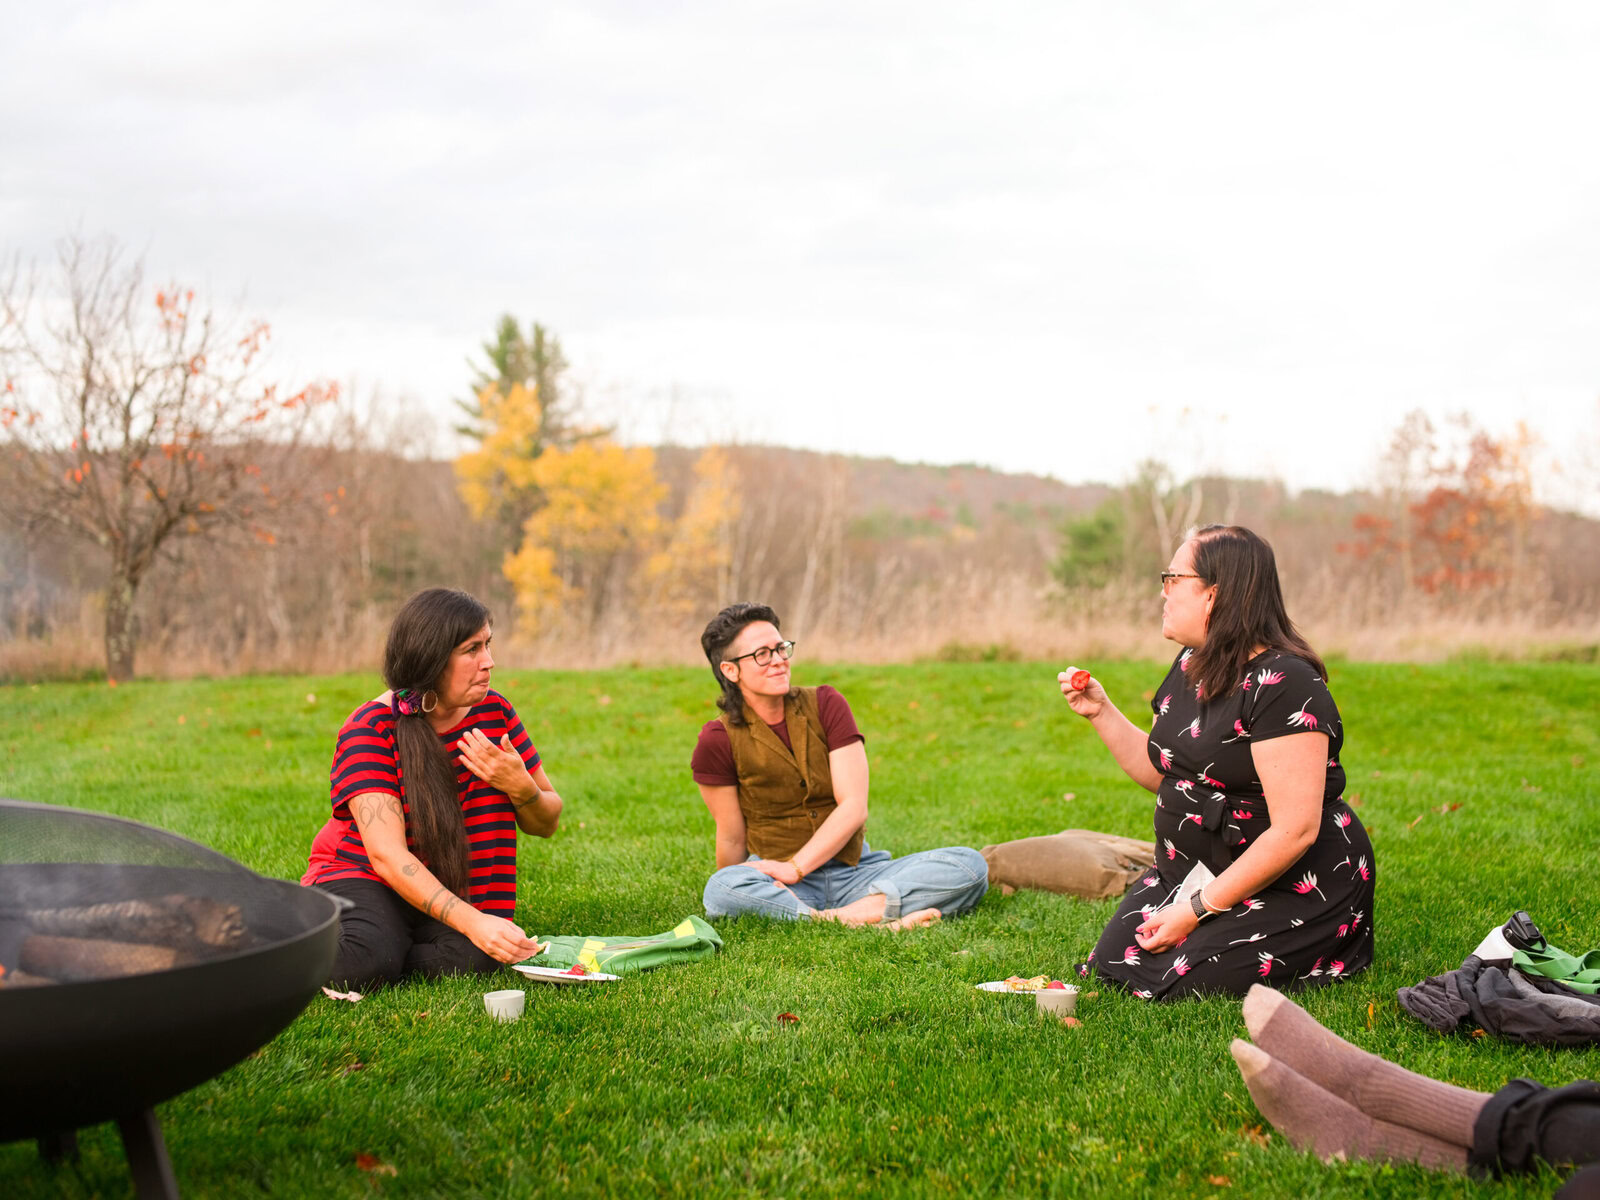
1077, 649, 1375, 1000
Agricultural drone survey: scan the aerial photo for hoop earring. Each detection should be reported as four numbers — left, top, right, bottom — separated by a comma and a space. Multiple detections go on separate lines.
421, 690, 438, 713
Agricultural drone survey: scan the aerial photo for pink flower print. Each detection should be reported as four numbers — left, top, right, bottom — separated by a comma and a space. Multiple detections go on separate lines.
1237, 897, 1264, 915
1328, 758, 1339, 769
1287, 699, 1319, 730
1338, 923, 1349, 938
1194, 682, 1205, 701
1122, 945, 1142, 965
1185, 717, 1202, 739
1327, 960, 1346, 978
1297, 957, 1324, 981
1356, 856, 1370, 882
1256, 667, 1284, 688
1199, 763, 1223, 788
1163, 955, 1191, 979
1240, 676, 1253, 692
1333, 811, 1352, 842
1257, 951, 1276, 977
1228, 932, 1266, 946
1132, 989, 1153, 999
1163, 838, 1188, 861
1351, 910, 1364, 929
1293, 871, 1326, 901
1333, 856, 1353, 874
1289, 918, 1304, 928
1232, 809, 1254, 821
1126, 904, 1159, 924
1173, 780, 1194, 802
1159, 693, 1172, 715
1154, 743, 1173, 770
1078, 963, 1090, 976
1140, 874, 1159, 889
1086, 949, 1096, 963
1181, 812, 1202, 827
1179, 649, 1192, 672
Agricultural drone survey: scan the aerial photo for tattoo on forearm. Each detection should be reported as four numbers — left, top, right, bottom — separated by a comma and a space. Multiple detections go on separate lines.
422, 885, 446, 917
400, 862, 419, 877
437, 897, 460, 924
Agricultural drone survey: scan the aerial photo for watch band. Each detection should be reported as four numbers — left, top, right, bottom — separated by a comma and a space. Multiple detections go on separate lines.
1189, 889, 1212, 921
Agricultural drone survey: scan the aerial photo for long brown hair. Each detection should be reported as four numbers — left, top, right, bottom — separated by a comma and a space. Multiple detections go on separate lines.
1186, 525, 1326, 703
382, 588, 489, 896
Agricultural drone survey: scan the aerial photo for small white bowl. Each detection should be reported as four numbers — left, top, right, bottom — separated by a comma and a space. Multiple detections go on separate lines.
483, 989, 526, 1023
1035, 987, 1079, 1017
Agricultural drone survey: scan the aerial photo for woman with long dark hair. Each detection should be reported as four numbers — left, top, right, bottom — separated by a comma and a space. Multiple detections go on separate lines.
693, 602, 989, 927
1060, 525, 1375, 999
302, 588, 561, 988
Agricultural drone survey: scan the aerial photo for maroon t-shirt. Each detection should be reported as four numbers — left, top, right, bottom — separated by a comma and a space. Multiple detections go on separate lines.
690, 685, 863, 786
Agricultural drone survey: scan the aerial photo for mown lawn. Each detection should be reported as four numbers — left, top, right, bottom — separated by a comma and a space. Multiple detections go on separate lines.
2, 660, 1597, 1198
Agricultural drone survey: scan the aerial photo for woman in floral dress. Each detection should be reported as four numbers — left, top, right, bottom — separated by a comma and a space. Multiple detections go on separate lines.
1061, 525, 1375, 1000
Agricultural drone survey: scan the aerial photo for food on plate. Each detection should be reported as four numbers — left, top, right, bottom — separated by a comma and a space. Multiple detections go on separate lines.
562, 964, 589, 976
1069, 669, 1091, 691
1002, 974, 1067, 992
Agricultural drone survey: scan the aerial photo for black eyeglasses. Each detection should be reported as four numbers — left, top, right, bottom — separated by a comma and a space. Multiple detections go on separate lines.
1160, 571, 1202, 593
725, 640, 796, 668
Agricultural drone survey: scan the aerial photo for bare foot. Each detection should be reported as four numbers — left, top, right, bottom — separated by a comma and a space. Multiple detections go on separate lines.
884, 908, 941, 932
813, 894, 889, 926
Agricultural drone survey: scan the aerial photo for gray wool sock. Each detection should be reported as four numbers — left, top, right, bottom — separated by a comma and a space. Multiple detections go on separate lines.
1242, 984, 1489, 1147
1231, 1040, 1468, 1173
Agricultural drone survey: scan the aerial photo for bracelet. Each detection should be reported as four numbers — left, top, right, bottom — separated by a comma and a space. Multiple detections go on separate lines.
1200, 886, 1229, 915
788, 860, 806, 881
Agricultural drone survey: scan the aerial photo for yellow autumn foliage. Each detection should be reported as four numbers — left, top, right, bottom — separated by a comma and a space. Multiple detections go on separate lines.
454, 383, 543, 520
645, 445, 740, 610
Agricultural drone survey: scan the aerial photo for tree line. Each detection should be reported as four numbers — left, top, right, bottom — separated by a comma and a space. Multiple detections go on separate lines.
3, 240, 1596, 682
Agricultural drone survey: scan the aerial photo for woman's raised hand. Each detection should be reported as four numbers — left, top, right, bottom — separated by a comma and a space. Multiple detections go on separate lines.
1058, 666, 1106, 719
458, 728, 535, 796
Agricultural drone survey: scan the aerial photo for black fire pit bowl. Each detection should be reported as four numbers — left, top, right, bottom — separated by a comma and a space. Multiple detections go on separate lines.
0, 799, 342, 1197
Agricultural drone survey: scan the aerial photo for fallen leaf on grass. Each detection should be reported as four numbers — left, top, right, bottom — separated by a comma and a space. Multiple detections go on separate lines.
1471, 1028, 1487, 1039
1238, 1125, 1271, 1149
1062, 792, 1076, 801
1521, 779, 1542, 792
340, 1062, 365, 1076
322, 987, 363, 1002
1346, 793, 1362, 806
1208, 1175, 1232, 1187
305, 693, 317, 705
1366, 999, 1375, 1030
776, 1012, 799, 1025
1407, 813, 1426, 830
355, 1153, 396, 1176
596, 695, 612, 707
1061, 1016, 1082, 1028
246, 728, 262, 738
1084, 992, 1099, 999
1434, 802, 1463, 814
1573, 755, 1586, 769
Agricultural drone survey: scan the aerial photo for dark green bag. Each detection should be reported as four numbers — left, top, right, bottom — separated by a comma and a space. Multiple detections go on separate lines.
534, 915, 723, 975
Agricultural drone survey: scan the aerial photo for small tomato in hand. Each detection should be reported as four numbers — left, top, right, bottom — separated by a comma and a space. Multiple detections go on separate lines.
1070, 669, 1091, 691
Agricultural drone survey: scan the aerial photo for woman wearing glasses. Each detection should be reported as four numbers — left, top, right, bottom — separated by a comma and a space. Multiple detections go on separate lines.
1060, 525, 1375, 999
693, 602, 989, 927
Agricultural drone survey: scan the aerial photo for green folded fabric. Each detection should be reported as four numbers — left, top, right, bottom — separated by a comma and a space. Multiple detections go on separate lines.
1513, 938, 1600, 995
534, 915, 724, 975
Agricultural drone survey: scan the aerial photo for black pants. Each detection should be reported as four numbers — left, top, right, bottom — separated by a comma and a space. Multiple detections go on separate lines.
318, 878, 496, 990
1472, 1078, 1600, 1185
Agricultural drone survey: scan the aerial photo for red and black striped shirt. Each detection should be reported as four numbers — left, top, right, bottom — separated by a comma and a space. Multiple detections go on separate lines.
301, 690, 540, 918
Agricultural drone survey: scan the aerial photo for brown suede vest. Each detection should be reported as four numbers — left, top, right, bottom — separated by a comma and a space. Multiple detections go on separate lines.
720, 686, 864, 867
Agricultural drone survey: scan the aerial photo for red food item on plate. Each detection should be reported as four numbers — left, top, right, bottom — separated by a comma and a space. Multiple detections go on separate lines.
1046, 980, 1068, 990
1069, 669, 1091, 691
563, 964, 589, 976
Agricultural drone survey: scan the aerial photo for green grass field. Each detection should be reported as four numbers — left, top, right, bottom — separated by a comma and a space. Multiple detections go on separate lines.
2, 660, 1597, 1198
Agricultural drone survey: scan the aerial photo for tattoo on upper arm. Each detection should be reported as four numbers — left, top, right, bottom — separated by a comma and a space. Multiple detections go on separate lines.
354, 794, 401, 829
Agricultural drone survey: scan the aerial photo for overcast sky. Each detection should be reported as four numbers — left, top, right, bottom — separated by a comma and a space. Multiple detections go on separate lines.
5, 1, 1599, 511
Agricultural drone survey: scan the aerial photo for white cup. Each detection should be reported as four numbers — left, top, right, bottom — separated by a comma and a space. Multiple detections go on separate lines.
483, 989, 526, 1023
1035, 986, 1079, 1018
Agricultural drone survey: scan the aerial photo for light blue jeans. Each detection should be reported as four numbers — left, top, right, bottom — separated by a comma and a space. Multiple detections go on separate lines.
702, 844, 989, 921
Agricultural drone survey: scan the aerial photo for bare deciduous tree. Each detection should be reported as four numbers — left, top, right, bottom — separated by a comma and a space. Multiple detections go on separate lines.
0, 238, 337, 680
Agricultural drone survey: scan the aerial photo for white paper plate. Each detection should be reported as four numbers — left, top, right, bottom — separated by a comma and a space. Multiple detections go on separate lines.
975, 981, 1078, 994
511, 964, 621, 985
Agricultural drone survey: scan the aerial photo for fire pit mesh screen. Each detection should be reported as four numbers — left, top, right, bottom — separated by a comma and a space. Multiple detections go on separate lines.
0, 801, 293, 988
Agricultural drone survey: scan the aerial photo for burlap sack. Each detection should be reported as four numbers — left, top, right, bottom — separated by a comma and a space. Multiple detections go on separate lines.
980, 828, 1156, 900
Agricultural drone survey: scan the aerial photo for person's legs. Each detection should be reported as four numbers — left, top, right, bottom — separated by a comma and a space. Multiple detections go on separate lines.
1470, 1078, 1600, 1176
404, 916, 498, 979
831, 845, 989, 921
1230, 1040, 1469, 1172
703, 863, 815, 920
316, 878, 413, 990
1243, 984, 1489, 1146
